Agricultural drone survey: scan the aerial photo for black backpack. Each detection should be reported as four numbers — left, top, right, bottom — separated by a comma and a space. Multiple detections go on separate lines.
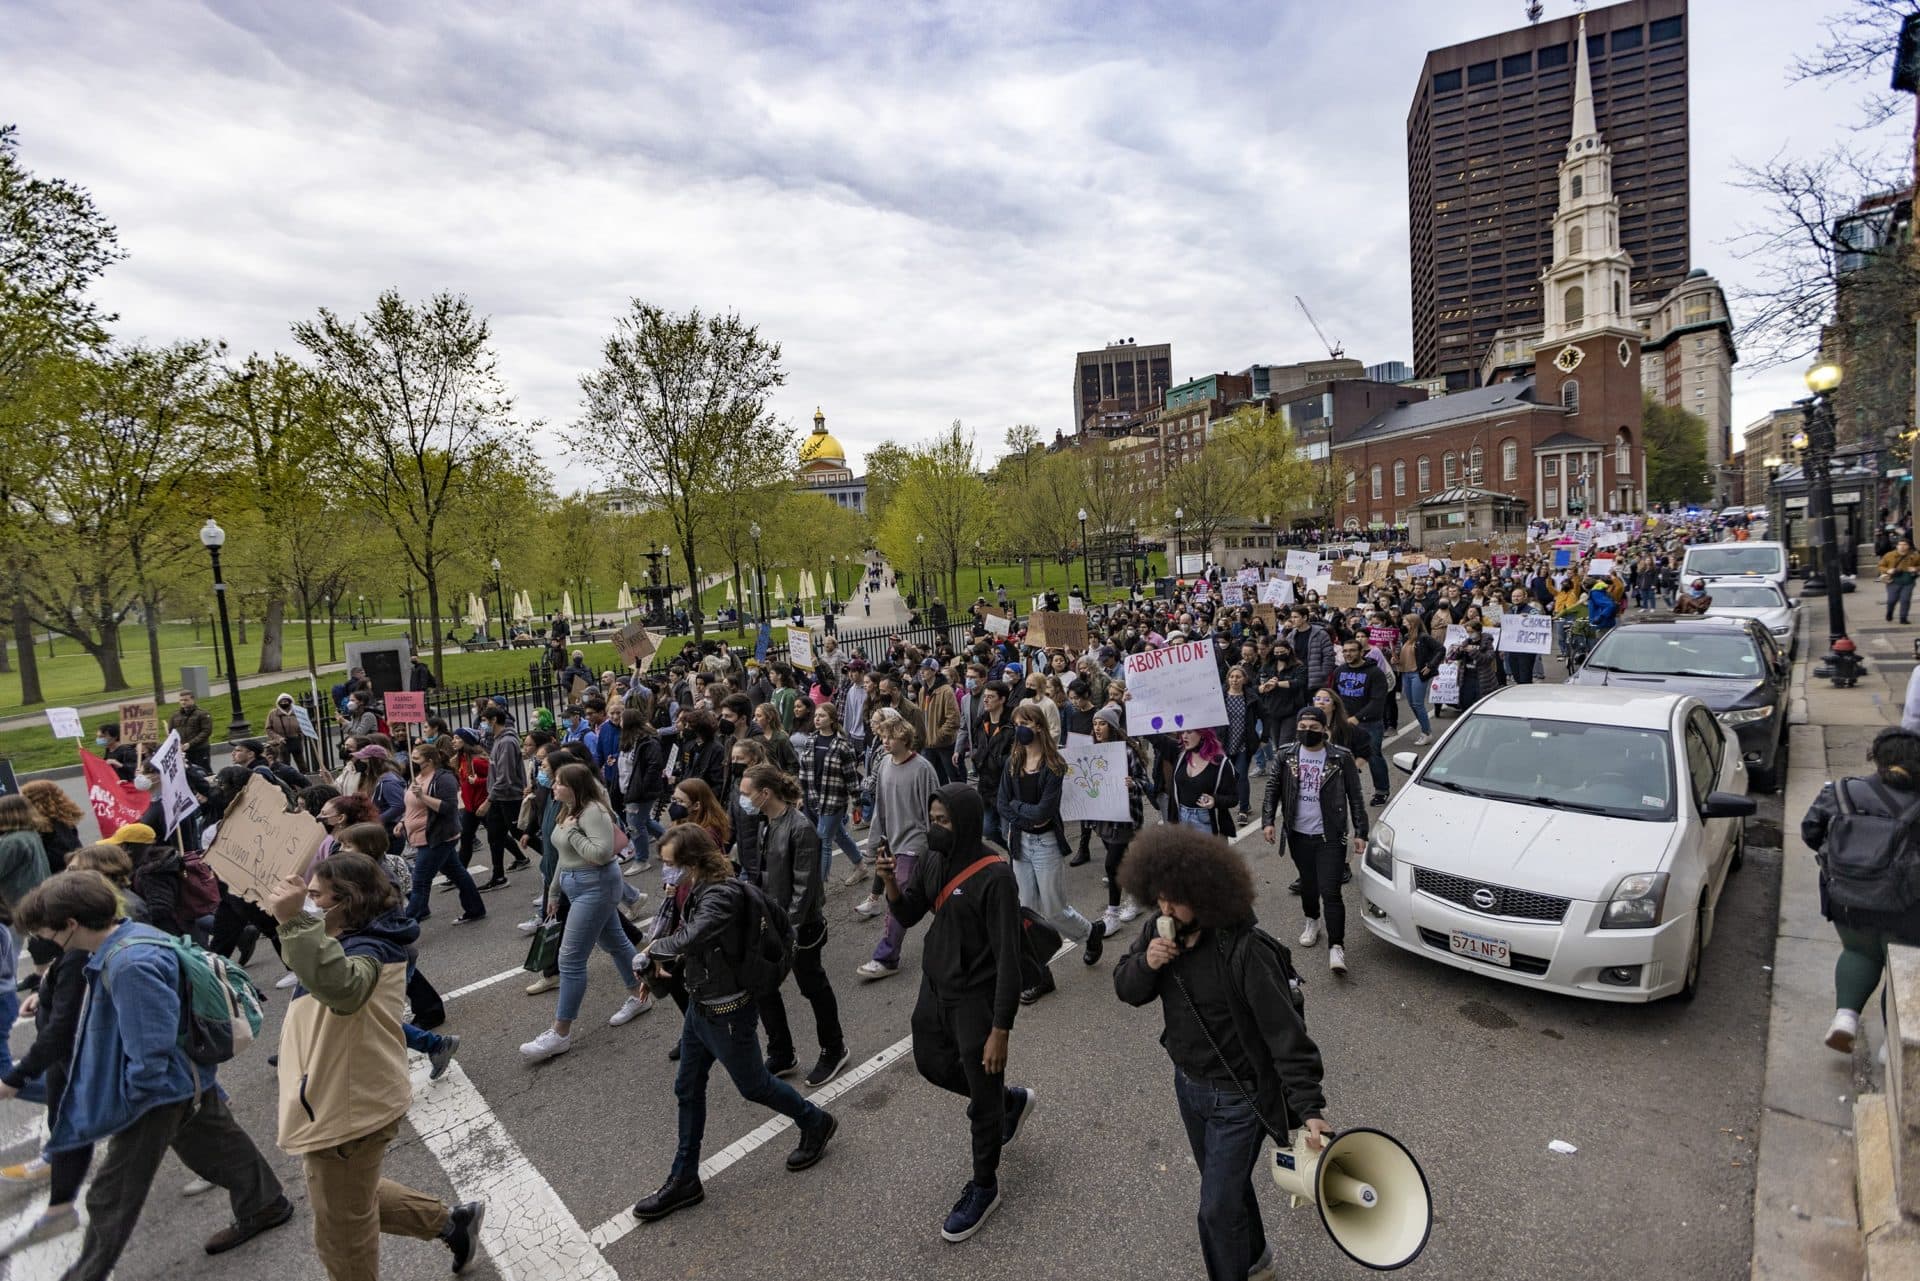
729, 879, 796, 997
1822, 778, 1920, 913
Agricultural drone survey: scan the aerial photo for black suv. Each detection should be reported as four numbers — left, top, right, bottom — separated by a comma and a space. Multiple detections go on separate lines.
1566, 616, 1790, 792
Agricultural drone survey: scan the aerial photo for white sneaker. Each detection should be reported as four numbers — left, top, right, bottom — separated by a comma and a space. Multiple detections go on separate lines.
517, 919, 540, 935
525, 973, 560, 995
855, 960, 899, 981
1101, 906, 1122, 937
275, 972, 299, 990
1117, 899, 1142, 924
1328, 944, 1347, 974
608, 994, 651, 1026
0, 1204, 78, 1256
1414, 734, 1431, 746
840, 865, 869, 887
519, 1028, 572, 1062
1825, 1008, 1859, 1054
182, 1176, 214, 1196
622, 860, 645, 877
854, 895, 887, 919
1298, 918, 1322, 948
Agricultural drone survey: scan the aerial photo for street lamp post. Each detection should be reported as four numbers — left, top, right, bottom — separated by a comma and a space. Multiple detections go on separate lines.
491, 557, 508, 642
750, 523, 765, 622
975, 539, 985, 598
1802, 360, 1849, 648
1173, 507, 1184, 580
198, 519, 251, 740
1763, 455, 1784, 539
1077, 508, 1091, 601
829, 554, 839, 605
661, 545, 673, 631
915, 532, 926, 605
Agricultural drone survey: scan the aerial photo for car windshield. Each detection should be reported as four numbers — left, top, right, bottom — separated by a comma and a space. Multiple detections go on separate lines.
1707, 586, 1786, 609
1586, 629, 1764, 679
1420, 715, 1675, 820
1686, 546, 1782, 577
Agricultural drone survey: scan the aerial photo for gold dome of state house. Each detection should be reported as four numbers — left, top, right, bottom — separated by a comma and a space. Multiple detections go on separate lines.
800, 407, 846, 467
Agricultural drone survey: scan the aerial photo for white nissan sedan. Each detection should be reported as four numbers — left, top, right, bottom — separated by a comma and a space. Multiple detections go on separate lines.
1358, 687, 1754, 1002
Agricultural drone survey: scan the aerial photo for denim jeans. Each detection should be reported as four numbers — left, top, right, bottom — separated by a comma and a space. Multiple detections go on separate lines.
1888, 579, 1915, 623
981, 798, 1004, 846
1402, 672, 1431, 734
672, 1000, 823, 1181
1010, 830, 1091, 941
622, 805, 654, 866
1173, 1068, 1270, 1281
1177, 804, 1214, 834
815, 810, 862, 883
555, 861, 639, 1022
1228, 748, 1255, 812
402, 1022, 448, 1056
1358, 720, 1388, 794
405, 839, 484, 921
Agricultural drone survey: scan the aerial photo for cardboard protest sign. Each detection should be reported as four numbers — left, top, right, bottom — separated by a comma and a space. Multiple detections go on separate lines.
984, 612, 1011, 637
570, 674, 592, 701
118, 699, 158, 746
1253, 603, 1278, 631
1257, 578, 1294, 607
1327, 583, 1360, 609
1060, 739, 1132, 823
788, 630, 816, 671
148, 729, 199, 837
1496, 614, 1553, 654
45, 707, 82, 740
79, 751, 145, 839
1221, 583, 1247, 607
1121, 639, 1229, 735
204, 774, 326, 906
385, 690, 428, 724
1027, 611, 1088, 652
1285, 550, 1317, 578
1451, 540, 1488, 561
1431, 661, 1461, 705
615, 621, 658, 664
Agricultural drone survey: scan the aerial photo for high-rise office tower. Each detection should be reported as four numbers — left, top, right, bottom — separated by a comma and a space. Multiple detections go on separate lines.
1407, 0, 1688, 390
1073, 340, 1171, 434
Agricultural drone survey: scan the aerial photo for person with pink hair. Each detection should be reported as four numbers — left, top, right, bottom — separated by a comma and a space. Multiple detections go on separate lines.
1170, 728, 1237, 837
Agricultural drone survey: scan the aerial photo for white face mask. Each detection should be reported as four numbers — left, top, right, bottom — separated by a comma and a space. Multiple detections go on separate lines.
134, 775, 155, 792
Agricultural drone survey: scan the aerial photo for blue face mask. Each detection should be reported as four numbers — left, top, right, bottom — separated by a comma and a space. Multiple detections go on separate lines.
95, 736, 109, 748
738, 792, 760, 816
536, 767, 551, 788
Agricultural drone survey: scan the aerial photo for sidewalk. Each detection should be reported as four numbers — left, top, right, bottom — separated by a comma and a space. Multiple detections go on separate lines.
1751, 572, 1913, 1279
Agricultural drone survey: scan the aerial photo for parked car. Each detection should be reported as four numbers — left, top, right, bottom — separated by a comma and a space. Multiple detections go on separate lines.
1681, 540, 1789, 595
1567, 616, 1790, 791
1700, 575, 1797, 657
1360, 687, 1754, 1003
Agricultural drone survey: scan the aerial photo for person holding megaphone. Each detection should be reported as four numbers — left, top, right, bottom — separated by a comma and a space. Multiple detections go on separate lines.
1114, 823, 1331, 1281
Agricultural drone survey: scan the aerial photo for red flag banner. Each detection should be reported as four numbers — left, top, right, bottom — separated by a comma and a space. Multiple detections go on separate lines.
80, 750, 146, 841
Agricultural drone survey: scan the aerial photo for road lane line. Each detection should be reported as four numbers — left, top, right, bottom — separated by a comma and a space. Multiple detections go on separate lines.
408, 1059, 619, 1281
444, 966, 527, 1002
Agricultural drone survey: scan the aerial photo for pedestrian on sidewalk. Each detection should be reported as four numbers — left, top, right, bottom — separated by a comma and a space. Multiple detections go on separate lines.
1801, 726, 1920, 1054
1879, 538, 1920, 624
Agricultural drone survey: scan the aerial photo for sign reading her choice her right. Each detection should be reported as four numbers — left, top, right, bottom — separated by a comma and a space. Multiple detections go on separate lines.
1121, 638, 1229, 735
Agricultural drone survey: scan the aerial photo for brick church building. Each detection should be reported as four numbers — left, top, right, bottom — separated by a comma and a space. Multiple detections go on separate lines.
1335, 15, 1646, 531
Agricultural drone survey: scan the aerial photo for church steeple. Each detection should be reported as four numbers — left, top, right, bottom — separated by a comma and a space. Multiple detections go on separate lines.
1539, 15, 1635, 345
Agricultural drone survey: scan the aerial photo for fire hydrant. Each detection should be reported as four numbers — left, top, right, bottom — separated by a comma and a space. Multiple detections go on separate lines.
1827, 636, 1865, 687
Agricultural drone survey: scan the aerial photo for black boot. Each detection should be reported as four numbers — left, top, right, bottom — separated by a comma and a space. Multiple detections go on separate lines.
786, 1111, 838, 1171
1081, 920, 1106, 966
632, 1173, 704, 1222
236, 925, 260, 968
1019, 974, 1056, 1005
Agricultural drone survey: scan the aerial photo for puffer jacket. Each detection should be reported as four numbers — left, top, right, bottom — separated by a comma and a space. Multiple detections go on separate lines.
275, 908, 413, 1155
647, 877, 750, 1005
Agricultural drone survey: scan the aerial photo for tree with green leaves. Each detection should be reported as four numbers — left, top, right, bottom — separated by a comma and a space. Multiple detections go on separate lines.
1643, 394, 1711, 506
874, 422, 991, 607
294, 290, 520, 680
566, 303, 792, 641
861, 440, 911, 529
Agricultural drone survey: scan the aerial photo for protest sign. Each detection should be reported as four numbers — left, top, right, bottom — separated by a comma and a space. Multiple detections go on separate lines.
570, 674, 592, 701
1285, 550, 1317, 578
1496, 614, 1554, 654
984, 612, 1011, 637
1027, 611, 1088, 651
1257, 578, 1294, 607
292, 704, 320, 740
80, 750, 146, 839
1221, 583, 1247, 606
148, 730, 199, 837
1409, 562, 1432, 578
1060, 739, 1132, 823
1308, 572, 1332, 597
1482, 601, 1503, 622
1451, 540, 1488, 561
0, 758, 14, 798
1431, 661, 1461, 705
386, 690, 428, 724
204, 775, 326, 906
1588, 557, 1616, 577
1327, 583, 1360, 609
1253, 603, 1278, 631
45, 707, 82, 740
1237, 567, 1261, 585
788, 630, 816, 671
1121, 639, 1230, 735
1444, 624, 1469, 650
118, 699, 158, 746
1370, 550, 1390, 562
1067, 596, 1087, 615
615, 620, 658, 664
1552, 546, 1574, 569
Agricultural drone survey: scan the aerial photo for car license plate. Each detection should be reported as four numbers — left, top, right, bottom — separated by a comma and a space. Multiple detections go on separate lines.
1450, 930, 1511, 967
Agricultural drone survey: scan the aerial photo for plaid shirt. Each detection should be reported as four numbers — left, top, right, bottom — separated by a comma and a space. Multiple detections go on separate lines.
798, 731, 862, 816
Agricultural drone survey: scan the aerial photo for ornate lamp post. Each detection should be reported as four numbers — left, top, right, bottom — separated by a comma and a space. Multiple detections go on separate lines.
491, 557, 508, 642
750, 523, 766, 621
1173, 506, 1185, 579
1077, 508, 1092, 600
1801, 360, 1848, 648
198, 519, 250, 739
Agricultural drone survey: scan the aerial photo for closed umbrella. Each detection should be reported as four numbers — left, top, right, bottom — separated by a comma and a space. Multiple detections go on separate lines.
617, 583, 634, 614
561, 591, 574, 620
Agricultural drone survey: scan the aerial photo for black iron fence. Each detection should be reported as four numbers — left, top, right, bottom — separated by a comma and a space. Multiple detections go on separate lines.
299, 665, 554, 775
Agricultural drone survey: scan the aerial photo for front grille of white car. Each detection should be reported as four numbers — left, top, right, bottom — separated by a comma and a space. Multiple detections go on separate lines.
1412, 867, 1571, 923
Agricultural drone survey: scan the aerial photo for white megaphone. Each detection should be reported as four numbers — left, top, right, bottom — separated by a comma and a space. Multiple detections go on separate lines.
1271, 1125, 1432, 1271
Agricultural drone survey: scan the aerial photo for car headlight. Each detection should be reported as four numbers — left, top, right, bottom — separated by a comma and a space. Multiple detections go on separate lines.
1364, 821, 1394, 879
1716, 706, 1774, 726
1601, 872, 1670, 928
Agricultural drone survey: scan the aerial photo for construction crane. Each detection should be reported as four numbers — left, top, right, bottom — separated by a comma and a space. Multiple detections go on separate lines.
1525, 0, 1543, 23
1294, 296, 1344, 360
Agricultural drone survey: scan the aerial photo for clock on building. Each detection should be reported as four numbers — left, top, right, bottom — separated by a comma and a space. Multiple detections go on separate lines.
1553, 344, 1584, 373
1618, 338, 1633, 366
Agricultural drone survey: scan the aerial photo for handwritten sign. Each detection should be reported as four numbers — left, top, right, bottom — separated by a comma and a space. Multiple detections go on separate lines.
984, 612, 1011, 637
1409, 562, 1432, 578
1061, 739, 1131, 823
1496, 614, 1553, 654
1327, 583, 1360, 610
1452, 540, 1488, 561
1285, 550, 1317, 578
148, 729, 199, 837
1431, 661, 1461, 705
1221, 584, 1247, 607
1257, 578, 1294, 607
292, 705, 320, 740
615, 621, 657, 664
204, 774, 325, 905
1588, 557, 1616, 577
1027, 611, 1088, 652
1253, 603, 1278, 631
1121, 639, 1230, 735
385, 690, 427, 724
1444, 624, 1469, 650
1308, 572, 1331, 597
45, 707, 82, 740
788, 630, 816, 671
1237, 567, 1261, 585
1067, 596, 1087, 614
118, 699, 158, 746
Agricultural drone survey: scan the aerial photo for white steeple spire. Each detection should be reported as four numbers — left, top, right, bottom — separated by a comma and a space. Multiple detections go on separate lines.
1570, 15, 1596, 147
1539, 13, 1634, 345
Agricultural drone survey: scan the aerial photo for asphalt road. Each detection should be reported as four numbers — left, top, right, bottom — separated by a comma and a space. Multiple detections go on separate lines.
3, 687, 1781, 1281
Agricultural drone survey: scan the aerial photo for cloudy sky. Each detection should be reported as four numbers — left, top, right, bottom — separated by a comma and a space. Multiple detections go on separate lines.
2, 0, 1884, 490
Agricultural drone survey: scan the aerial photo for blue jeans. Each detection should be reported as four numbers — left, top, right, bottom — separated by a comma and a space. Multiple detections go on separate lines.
555, 862, 640, 1023
1228, 748, 1254, 812
403, 1023, 447, 1055
406, 839, 484, 921
815, 810, 862, 883
671, 1000, 824, 1181
1174, 1068, 1269, 1281
1888, 579, 1915, 622
981, 798, 1004, 846
1177, 804, 1213, 834
1402, 672, 1431, 734
623, 804, 654, 867
1358, 720, 1388, 794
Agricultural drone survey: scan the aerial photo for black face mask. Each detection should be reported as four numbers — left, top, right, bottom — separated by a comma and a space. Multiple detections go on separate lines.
927, 824, 955, 854
1015, 725, 1036, 745
1297, 728, 1327, 748
667, 801, 690, 822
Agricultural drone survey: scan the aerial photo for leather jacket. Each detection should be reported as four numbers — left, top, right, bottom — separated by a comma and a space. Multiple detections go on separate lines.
756, 805, 824, 930
1259, 742, 1370, 847
647, 878, 748, 1004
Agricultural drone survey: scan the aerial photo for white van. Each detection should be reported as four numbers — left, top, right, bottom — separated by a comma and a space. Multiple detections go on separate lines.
1681, 540, 1788, 593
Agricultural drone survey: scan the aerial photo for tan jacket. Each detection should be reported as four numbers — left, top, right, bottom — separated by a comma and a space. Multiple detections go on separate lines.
275, 911, 411, 1155
919, 686, 959, 750
1879, 550, 1920, 581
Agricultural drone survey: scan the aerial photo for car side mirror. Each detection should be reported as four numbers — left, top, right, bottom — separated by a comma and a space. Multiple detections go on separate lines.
1701, 790, 1756, 820
1788, 598, 1800, 608
1391, 751, 1419, 775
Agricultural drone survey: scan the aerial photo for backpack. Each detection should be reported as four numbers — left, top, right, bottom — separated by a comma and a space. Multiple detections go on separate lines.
1822, 778, 1920, 912
100, 932, 264, 1067
729, 879, 795, 998
177, 851, 222, 921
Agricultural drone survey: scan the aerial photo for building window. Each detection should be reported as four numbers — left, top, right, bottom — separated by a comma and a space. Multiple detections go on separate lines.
1612, 25, 1643, 51
1616, 432, 1631, 473
1468, 60, 1496, 86
1561, 379, 1580, 410
1502, 51, 1532, 77
1433, 68, 1462, 93
1545, 458, 1559, 477
1370, 465, 1383, 500
1539, 43, 1569, 69
1468, 445, 1484, 484
1613, 280, 1623, 316
1345, 471, 1357, 503
1546, 487, 1559, 508
1443, 451, 1457, 484
1564, 285, 1584, 325
1650, 15, 1683, 42
1569, 175, 1583, 200
1393, 460, 1406, 496
1568, 224, 1583, 255
1417, 455, 1431, 491
1501, 439, 1518, 481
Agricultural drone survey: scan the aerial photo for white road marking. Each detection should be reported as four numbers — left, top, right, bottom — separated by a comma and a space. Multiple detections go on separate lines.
407, 1059, 618, 1281
444, 966, 527, 1002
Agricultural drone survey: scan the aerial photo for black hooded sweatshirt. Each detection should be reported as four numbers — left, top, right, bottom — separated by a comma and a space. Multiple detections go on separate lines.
887, 783, 1024, 1031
